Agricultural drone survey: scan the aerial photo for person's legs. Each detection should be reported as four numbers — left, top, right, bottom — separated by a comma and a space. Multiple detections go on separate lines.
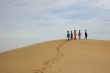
85, 35, 87, 39
74, 36, 76, 40
68, 37, 69, 41
71, 36, 73, 40
79, 36, 80, 39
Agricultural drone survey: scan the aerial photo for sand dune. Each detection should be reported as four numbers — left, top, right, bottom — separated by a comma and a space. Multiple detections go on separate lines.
0, 39, 110, 73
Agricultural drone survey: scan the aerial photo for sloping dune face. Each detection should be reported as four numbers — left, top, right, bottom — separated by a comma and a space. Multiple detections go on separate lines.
0, 40, 110, 73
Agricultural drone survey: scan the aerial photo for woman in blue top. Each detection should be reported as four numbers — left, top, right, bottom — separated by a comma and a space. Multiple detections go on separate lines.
67, 31, 70, 41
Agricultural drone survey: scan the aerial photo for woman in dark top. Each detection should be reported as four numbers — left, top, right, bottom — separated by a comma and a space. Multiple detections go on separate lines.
85, 30, 88, 39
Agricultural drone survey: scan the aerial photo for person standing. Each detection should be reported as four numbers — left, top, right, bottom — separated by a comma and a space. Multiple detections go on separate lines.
74, 30, 77, 40
85, 30, 88, 39
67, 31, 70, 41
70, 31, 73, 40
78, 30, 81, 39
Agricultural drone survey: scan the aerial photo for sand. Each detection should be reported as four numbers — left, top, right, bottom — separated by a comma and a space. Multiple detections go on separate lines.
0, 39, 110, 73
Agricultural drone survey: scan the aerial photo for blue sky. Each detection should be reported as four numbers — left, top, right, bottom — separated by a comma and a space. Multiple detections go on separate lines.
0, 0, 110, 52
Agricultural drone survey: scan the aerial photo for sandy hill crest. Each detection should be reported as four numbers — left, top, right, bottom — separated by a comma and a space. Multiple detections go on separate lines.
0, 39, 110, 73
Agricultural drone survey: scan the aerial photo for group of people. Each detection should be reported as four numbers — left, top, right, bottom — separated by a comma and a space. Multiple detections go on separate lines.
67, 30, 88, 40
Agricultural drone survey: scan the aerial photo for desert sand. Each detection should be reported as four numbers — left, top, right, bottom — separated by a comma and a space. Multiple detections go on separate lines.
0, 39, 110, 73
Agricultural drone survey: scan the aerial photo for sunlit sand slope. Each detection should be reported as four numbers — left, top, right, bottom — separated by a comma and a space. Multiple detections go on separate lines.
0, 39, 110, 73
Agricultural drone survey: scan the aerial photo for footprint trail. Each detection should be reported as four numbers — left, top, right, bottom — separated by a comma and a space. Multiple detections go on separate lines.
34, 40, 69, 73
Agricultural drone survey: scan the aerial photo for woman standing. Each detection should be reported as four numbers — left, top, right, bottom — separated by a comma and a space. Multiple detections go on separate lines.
78, 30, 81, 39
85, 30, 88, 39
70, 31, 73, 40
74, 30, 77, 40
67, 31, 70, 41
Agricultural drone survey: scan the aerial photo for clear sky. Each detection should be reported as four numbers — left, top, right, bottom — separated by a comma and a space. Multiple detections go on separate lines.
0, 0, 110, 52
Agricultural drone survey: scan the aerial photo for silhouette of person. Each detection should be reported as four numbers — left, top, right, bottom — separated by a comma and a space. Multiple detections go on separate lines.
85, 30, 88, 39
74, 30, 77, 40
70, 31, 73, 40
67, 31, 70, 41
78, 30, 81, 39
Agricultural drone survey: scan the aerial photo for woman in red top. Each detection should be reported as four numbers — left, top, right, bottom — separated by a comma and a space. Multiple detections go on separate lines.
70, 31, 73, 40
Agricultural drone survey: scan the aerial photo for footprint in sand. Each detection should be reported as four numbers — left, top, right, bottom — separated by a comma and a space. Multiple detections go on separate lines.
35, 69, 44, 73
35, 70, 39, 73
43, 61, 49, 65
58, 69, 62, 72
42, 67, 46, 70
40, 71, 44, 73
